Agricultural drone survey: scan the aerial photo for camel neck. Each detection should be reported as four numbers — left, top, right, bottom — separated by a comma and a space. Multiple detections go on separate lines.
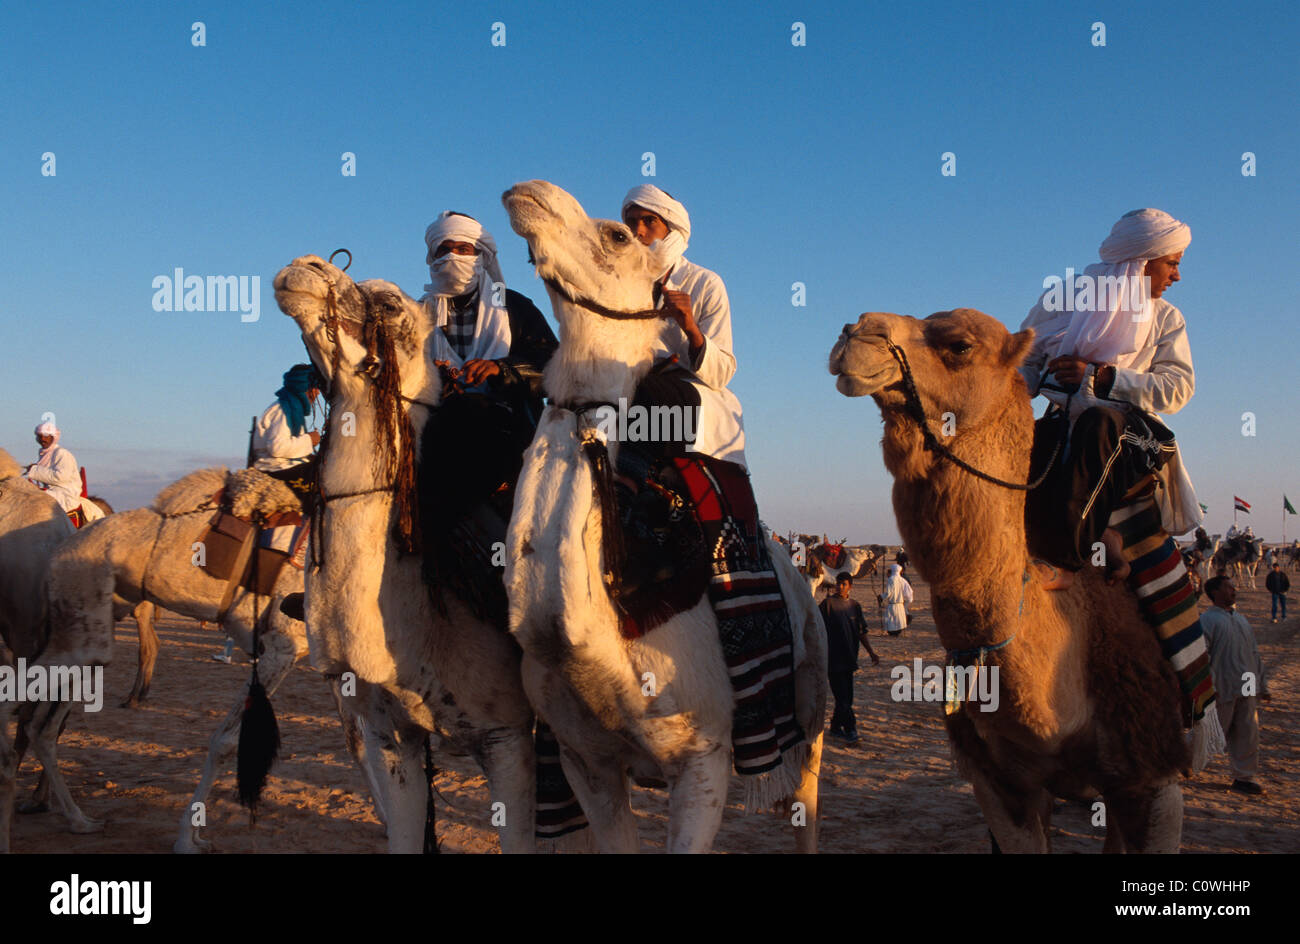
543, 297, 661, 407
889, 408, 1031, 648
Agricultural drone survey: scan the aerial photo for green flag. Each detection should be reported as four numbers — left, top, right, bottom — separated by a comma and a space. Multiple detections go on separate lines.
1286, 495, 1297, 515
1198, 502, 1209, 514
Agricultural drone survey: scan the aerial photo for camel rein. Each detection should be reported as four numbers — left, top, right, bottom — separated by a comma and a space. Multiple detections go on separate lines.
886, 341, 1065, 491
543, 276, 665, 321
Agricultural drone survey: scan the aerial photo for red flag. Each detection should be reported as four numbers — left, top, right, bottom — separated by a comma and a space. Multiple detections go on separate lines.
1234, 496, 1251, 514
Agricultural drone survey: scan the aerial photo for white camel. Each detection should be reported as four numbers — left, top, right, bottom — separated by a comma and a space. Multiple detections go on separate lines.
501, 180, 826, 853
274, 253, 537, 854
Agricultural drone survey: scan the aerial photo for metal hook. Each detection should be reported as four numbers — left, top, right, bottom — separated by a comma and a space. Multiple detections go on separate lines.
329, 248, 352, 271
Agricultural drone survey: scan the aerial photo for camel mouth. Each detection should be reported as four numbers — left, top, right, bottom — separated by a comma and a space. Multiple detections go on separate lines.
502, 185, 555, 238
834, 367, 898, 398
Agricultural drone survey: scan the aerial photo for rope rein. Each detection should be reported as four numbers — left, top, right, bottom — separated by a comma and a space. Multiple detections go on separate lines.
543, 276, 666, 321
886, 341, 1066, 491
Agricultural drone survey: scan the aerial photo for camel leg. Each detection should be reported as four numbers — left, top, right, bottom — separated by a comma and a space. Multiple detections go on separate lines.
476, 727, 536, 854
557, 746, 639, 853
122, 601, 158, 708
23, 700, 102, 833
328, 677, 390, 830
16, 704, 71, 814
174, 634, 298, 853
967, 767, 1050, 853
1107, 782, 1183, 854
365, 701, 431, 854
0, 697, 14, 854
791, 729, 824, 854
664, 744, 731, 853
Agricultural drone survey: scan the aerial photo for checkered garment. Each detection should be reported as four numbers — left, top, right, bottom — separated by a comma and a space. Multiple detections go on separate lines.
442, 299, 477, 359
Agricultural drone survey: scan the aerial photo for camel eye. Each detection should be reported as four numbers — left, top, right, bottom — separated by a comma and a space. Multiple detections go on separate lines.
949, 341, 973, 356
610, 228, 629, 244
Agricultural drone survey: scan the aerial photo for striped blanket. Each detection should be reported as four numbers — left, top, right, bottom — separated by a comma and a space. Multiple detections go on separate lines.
1109, 482, 1217, 722
672, 457, 806, 779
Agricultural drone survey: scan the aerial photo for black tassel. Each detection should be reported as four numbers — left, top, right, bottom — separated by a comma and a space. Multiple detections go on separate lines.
423, 737, 439, 854
237, 670, 280, 820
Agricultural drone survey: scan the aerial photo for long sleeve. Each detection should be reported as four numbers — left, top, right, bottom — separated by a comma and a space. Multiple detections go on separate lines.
1107, 306, 1195, 415
26, 449, 77, 489
253, 404, 314, 470
689, 272, 737, 391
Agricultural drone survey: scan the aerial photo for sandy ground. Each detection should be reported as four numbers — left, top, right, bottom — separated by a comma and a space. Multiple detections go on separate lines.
8, 575, 1298, 854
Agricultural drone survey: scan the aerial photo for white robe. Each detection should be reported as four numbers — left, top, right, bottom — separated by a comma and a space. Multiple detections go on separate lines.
654, 257, 747, 468
26, 444, 81, 511
1019, 296, 1201, 535
882, 575, 913, 633
251, 402, 315, 471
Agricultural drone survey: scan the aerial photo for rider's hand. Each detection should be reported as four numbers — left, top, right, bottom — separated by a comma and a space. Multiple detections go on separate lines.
1047, 356, 1087, 389
461, 359, 502, 387
660, 290, 705, 351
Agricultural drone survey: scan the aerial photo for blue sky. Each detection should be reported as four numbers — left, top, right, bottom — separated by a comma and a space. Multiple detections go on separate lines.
3, 1, 1297, 540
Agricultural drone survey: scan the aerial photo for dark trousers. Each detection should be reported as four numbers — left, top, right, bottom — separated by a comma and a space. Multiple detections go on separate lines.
1272, 593, 1287, 620
828, 670, 856, 733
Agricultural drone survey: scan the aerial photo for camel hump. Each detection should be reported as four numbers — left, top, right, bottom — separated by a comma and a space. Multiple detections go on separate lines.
0, 448, 21, 480
151, 467, 229, 516
225, 467, 301, 520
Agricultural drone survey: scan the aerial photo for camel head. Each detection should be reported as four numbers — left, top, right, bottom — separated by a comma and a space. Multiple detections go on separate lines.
273, 254, 438, 407
502, 180, 665, 405
828, 309, 1035, 479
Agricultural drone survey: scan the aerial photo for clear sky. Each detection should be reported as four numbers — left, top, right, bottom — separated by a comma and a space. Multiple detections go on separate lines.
3, 1, 1297, 541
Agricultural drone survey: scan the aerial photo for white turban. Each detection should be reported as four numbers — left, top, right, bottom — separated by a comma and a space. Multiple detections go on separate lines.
1029, 208, 1191, 369
423, 211, 504, 287
420, 211, 511, 370
622, 185, 691, 243
34, 420, 60, 445
1099, 208, 1191, 263
622, 185, 691, 273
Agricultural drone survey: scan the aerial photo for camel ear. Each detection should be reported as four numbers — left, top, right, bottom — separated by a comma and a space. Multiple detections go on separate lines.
1002, 328, 1034, 368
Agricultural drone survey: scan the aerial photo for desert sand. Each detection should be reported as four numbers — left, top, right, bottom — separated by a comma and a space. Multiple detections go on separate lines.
9, 574, 1297, 853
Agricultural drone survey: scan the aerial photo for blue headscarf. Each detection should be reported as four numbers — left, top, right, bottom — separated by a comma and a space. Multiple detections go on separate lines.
275, 364, 320, 437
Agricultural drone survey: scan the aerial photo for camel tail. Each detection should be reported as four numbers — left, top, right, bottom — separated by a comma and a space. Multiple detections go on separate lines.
236, 671, 280, 818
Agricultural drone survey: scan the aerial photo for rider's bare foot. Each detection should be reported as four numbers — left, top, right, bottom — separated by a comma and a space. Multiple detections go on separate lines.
1101, 528, 1130, 585
1031, 559, 1074, 591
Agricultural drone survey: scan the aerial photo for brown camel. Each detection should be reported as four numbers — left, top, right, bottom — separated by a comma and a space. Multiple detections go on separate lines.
829, 309, 1188, 853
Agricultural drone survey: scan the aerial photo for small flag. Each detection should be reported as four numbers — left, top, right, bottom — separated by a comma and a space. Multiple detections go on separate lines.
1286, 495, 1297, 515
1234, 496, 1251, 514
1198, 502, 1209, 514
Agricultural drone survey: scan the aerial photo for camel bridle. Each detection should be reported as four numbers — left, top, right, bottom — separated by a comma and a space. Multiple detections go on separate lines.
542, 275, 666, 322
884, 340, 1065, 492
304, 255, 434, 565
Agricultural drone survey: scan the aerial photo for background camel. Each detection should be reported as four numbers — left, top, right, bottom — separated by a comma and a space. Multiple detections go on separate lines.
274, 253, 537, 854
1214, 536, 1264, 588
830, 309, 1188, 852
501, 180, 826, 853
19, 462, 377, 852
0, 448, 77, 853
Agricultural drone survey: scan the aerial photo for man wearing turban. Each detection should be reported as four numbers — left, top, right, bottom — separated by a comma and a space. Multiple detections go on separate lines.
24, 419, 83, 514
621, 185, 745, 466
421, 211, 557, 409
1020, 209, 1221, 748
251, 363, 323, 477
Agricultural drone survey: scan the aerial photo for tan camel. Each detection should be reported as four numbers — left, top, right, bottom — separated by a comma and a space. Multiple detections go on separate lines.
829, 309, 1189, 853
18, 463, 381, 852
0, 448, 77, 853
502, 180, 826, 853
274, 254, 537, 854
